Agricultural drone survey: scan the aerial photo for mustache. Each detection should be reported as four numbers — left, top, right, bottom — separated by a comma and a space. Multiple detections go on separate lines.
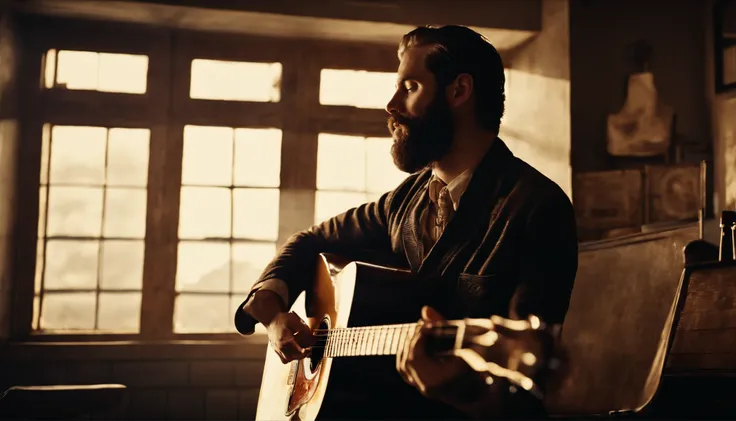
388, 114, 412, 125
387, 113, 412, 130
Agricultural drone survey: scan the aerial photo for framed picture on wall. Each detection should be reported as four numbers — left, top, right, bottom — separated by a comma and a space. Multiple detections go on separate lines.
573, 169, 643, 231
644, 164, 701, 224
715, 0, 736, 92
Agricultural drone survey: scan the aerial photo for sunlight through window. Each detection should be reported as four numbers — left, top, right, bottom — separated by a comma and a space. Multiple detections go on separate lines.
190, 59, 282, 102
34, 125, 150, 333
314, 133, 407, 224
44, 49, 149, 94
319, 69, 396, 109
175, 125, 282, 333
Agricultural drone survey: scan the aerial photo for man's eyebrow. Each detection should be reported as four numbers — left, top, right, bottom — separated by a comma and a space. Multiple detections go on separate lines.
395, 75, 421, 86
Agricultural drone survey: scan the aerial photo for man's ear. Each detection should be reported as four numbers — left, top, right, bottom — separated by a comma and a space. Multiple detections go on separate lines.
447, 73, 473, 108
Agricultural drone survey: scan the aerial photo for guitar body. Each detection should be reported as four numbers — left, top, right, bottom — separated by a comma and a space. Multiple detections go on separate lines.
254, 253, 561, 421
255, 253, 424, 421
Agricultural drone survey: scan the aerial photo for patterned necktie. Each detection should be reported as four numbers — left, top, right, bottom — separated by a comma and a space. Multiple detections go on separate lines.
434, 186, 454, 241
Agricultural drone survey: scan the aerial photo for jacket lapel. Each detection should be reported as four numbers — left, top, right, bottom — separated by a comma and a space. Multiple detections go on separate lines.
416, 137, 516, 276
401, 185, 429, 272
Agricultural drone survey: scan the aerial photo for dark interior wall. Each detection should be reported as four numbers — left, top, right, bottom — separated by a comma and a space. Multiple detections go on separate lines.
500, 0, 572, 196
0, 342, 268, 420
569, 0, 710, 174
134, 0, 542, 31
0, 4, 19, 341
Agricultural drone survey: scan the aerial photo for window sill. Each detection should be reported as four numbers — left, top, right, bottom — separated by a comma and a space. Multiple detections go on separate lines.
0, 335, 269, 361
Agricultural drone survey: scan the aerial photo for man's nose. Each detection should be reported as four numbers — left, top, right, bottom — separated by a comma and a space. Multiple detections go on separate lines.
385, 92, 401, 115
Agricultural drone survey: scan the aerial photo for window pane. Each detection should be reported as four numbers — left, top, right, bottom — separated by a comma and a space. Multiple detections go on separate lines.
365, 137, 407, 193
181, 125, 234, 186
97, 292, 141, 332
314, 191, 368, 224
99, 240, 144, 290
98, 53, 148, 94
51, 50, 148, 94
174, 294, 230, 333
56, 50, 99, 90
178, 187, 231, 239
38, 187, 47, 237
39, 124, 51, 185
34, 239, 43, 294
233, 128, 282, 187
233, 188, 279, 241
232, 242, 276, 293
40, 292, 96, 330
46, 186, 104, 237
316, 134, 366, 191
43, 239, 99, 290
49, 126, 107, 185
319, 69, 396, 109
190, 59, 281, 102
43, 49, 57, 90
107, 128, 150, 187
33, 295, 40, 330
103, 188, 147, 238
176, 241, 230, 293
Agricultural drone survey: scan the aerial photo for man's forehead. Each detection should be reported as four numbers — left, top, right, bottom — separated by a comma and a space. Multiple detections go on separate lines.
397, 46, 431, 77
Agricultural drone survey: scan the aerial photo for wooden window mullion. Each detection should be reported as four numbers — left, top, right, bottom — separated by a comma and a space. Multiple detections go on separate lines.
139, 32, 179, 339
276, 52, 321, 246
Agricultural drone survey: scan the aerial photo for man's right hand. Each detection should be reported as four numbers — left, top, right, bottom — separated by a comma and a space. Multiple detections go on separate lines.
243, 289, 315, 364
265, 311, 316, 364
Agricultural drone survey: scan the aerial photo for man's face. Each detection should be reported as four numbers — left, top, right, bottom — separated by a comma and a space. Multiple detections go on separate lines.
386, 46, 454, 173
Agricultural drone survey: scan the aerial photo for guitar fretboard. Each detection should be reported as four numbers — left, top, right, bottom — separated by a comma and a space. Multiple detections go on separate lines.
323, 323, 420, 357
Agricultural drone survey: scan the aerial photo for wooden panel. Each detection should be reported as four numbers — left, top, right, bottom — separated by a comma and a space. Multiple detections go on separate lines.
573, 169, 643, 231
315, 106, 387, 125
546, 224, 698, 415
306, 118, 390, 139
139, 123, 180, 339
308, 41, 397, 72
667, 263, 736, 372
34, 92, 156, 126
20, 14, 168, 55
9, 19, 45, 339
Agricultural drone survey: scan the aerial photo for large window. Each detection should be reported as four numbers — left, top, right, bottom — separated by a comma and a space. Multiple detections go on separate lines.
34, 125, 150, 332
315, 133, 406, 224
17, 22, 399, 340
175, 125, 281, 333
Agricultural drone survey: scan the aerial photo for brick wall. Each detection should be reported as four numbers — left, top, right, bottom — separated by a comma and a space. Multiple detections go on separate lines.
0, 339, 269, 420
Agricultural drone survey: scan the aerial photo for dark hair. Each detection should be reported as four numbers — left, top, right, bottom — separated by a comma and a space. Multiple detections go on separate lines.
398, 25, 505, 132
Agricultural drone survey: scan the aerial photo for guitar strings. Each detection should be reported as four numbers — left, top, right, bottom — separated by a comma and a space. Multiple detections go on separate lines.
306, 328, 456, 338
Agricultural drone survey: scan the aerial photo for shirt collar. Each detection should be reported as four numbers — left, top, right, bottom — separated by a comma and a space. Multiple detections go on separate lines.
428, 167, 475, 211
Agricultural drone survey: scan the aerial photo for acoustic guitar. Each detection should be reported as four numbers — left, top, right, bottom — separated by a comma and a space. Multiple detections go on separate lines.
255, 253, 565, 421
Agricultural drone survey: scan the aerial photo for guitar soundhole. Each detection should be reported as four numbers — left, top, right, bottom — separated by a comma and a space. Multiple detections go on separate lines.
309, 318, 329, 373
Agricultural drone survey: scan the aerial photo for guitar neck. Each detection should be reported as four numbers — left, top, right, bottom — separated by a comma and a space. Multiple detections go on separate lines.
323, 323, 422, 358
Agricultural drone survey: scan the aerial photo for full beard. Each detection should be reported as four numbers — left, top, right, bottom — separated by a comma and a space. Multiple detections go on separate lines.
387, 94, 454, 174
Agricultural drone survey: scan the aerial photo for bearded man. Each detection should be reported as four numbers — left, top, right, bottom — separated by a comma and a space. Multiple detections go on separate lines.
235, 25, 579, 419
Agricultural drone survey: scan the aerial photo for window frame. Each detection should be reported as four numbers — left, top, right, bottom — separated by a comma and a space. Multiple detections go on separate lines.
11, 14, 398, 342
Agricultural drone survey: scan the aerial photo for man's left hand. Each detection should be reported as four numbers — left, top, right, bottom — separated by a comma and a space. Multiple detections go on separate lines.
396, 306, 490, 407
